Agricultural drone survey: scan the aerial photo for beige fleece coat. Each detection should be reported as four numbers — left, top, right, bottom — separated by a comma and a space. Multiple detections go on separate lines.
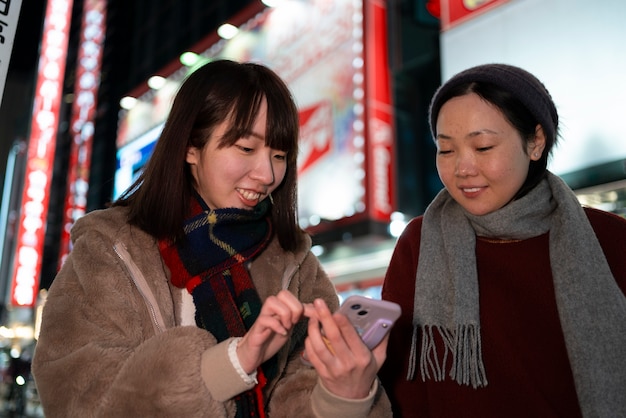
32, 206, 392, 417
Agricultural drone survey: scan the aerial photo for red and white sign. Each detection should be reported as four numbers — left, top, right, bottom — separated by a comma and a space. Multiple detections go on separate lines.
58, 0, 107, 268
365, 0, 395, 221
298, 101, 333, 174
440, 0, 510, 31
10, 0, 73, 306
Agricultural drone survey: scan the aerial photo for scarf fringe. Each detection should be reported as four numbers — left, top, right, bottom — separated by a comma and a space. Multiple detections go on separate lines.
407, 324, 488, 389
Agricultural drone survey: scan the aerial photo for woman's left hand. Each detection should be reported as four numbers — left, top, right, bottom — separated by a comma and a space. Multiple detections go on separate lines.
236, 290, 305, 374
303, 298, 387, 399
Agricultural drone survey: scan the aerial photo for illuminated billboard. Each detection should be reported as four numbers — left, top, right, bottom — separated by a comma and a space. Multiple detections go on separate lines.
439, 0, 510, 31
114, 0, 395, 235
58, 0, 107, 267
10, 0, 73, 306
439, 0, 626, 178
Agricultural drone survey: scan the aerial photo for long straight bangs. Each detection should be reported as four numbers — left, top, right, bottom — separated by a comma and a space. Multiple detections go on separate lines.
218, 65, 299, 159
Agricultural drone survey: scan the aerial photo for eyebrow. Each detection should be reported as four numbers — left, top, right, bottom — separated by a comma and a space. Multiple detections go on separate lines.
436, 128, 500, 141
241, 131, 265, 141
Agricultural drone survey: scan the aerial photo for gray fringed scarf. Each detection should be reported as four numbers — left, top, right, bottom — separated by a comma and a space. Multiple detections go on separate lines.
410, 172, 626, 417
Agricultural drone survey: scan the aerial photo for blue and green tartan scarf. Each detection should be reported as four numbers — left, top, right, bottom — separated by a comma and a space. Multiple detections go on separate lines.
159, 193, 275, 418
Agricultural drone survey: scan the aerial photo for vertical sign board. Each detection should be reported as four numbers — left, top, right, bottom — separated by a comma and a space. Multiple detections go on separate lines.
10, 0, 73, 306
364, 0, 394, 222
58, 0, 106, 268
0, 0, 23, 108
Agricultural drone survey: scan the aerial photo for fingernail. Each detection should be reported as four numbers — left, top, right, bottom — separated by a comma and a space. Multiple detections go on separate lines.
322, 336, 335, 354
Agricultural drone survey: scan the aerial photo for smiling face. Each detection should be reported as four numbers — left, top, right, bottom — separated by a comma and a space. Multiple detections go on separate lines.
435, 93, 545, 216
185, 99, 287, 210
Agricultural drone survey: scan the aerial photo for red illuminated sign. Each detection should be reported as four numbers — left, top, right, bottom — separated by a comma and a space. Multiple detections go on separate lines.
440, 0, 510, 31
10, 0, 73, 306
365, 0, 395, 221
58, 0, 107, 268
298, 101, 333, 174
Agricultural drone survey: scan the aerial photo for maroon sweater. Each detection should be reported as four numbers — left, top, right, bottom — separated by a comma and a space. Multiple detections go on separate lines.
379, 207, 626, 418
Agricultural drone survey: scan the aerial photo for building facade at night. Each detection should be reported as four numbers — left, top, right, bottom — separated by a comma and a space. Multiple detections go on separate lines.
2, 2, 626, 399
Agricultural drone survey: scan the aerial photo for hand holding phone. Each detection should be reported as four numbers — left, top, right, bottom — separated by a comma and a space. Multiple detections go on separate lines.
300, 295, 401, 366
337, 295, 401, 349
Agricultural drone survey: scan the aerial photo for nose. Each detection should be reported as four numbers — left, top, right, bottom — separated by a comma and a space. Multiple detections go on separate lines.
250, 153, 275, 185
455, 152, 477, 177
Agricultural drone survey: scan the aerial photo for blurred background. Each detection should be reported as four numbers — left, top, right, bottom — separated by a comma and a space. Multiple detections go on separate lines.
1, 0, 625, 415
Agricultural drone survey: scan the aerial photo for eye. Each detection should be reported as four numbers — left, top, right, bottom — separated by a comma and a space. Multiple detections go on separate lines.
435, 140, 452, 156
274, 152, 287, 161
476, 146, 493, 152
236, 145, 254, 153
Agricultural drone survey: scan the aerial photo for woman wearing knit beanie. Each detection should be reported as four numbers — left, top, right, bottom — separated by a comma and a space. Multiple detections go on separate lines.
379, 63, 626, 417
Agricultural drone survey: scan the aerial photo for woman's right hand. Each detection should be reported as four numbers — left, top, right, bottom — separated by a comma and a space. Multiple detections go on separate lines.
303, 298, 387, 399
235, 290, 305, 374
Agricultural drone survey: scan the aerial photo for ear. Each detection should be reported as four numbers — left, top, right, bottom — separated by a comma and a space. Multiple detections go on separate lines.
529, 124, 546, 161
186, 146, 200, 165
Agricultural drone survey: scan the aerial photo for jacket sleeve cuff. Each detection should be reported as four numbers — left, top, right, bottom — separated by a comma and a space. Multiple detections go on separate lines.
311, 378, 378, 418
201, 337, 256, 401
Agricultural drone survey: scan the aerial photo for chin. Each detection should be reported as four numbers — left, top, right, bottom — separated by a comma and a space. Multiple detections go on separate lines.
459, 203, 497, 216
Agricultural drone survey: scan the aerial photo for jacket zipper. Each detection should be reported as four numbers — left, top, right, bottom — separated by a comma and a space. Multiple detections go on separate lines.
281, 261, 301, 291
113, 242, 166, 334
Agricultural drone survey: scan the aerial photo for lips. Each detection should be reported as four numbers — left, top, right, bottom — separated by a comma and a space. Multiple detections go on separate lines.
236, 188, 264, 204
459, 186, 485, 198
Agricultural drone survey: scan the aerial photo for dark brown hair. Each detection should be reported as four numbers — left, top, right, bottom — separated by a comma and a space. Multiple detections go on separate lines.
114, 60, 304, 251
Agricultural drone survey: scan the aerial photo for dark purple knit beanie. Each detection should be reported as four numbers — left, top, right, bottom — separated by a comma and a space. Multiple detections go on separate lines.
428, 63, 558, 142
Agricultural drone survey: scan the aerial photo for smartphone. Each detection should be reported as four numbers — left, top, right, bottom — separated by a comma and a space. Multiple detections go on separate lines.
337, 295, 401, 349
300, 295, 401, 366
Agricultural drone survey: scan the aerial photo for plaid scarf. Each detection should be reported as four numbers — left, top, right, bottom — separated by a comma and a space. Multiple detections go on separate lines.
159, 194, 275, 418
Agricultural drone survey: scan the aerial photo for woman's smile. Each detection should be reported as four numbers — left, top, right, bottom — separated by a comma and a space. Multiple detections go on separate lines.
237, 188, 264, 205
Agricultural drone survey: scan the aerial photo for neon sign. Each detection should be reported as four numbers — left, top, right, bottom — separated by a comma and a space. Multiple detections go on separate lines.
58, 0, 106, 268
10, 0, 73, 306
